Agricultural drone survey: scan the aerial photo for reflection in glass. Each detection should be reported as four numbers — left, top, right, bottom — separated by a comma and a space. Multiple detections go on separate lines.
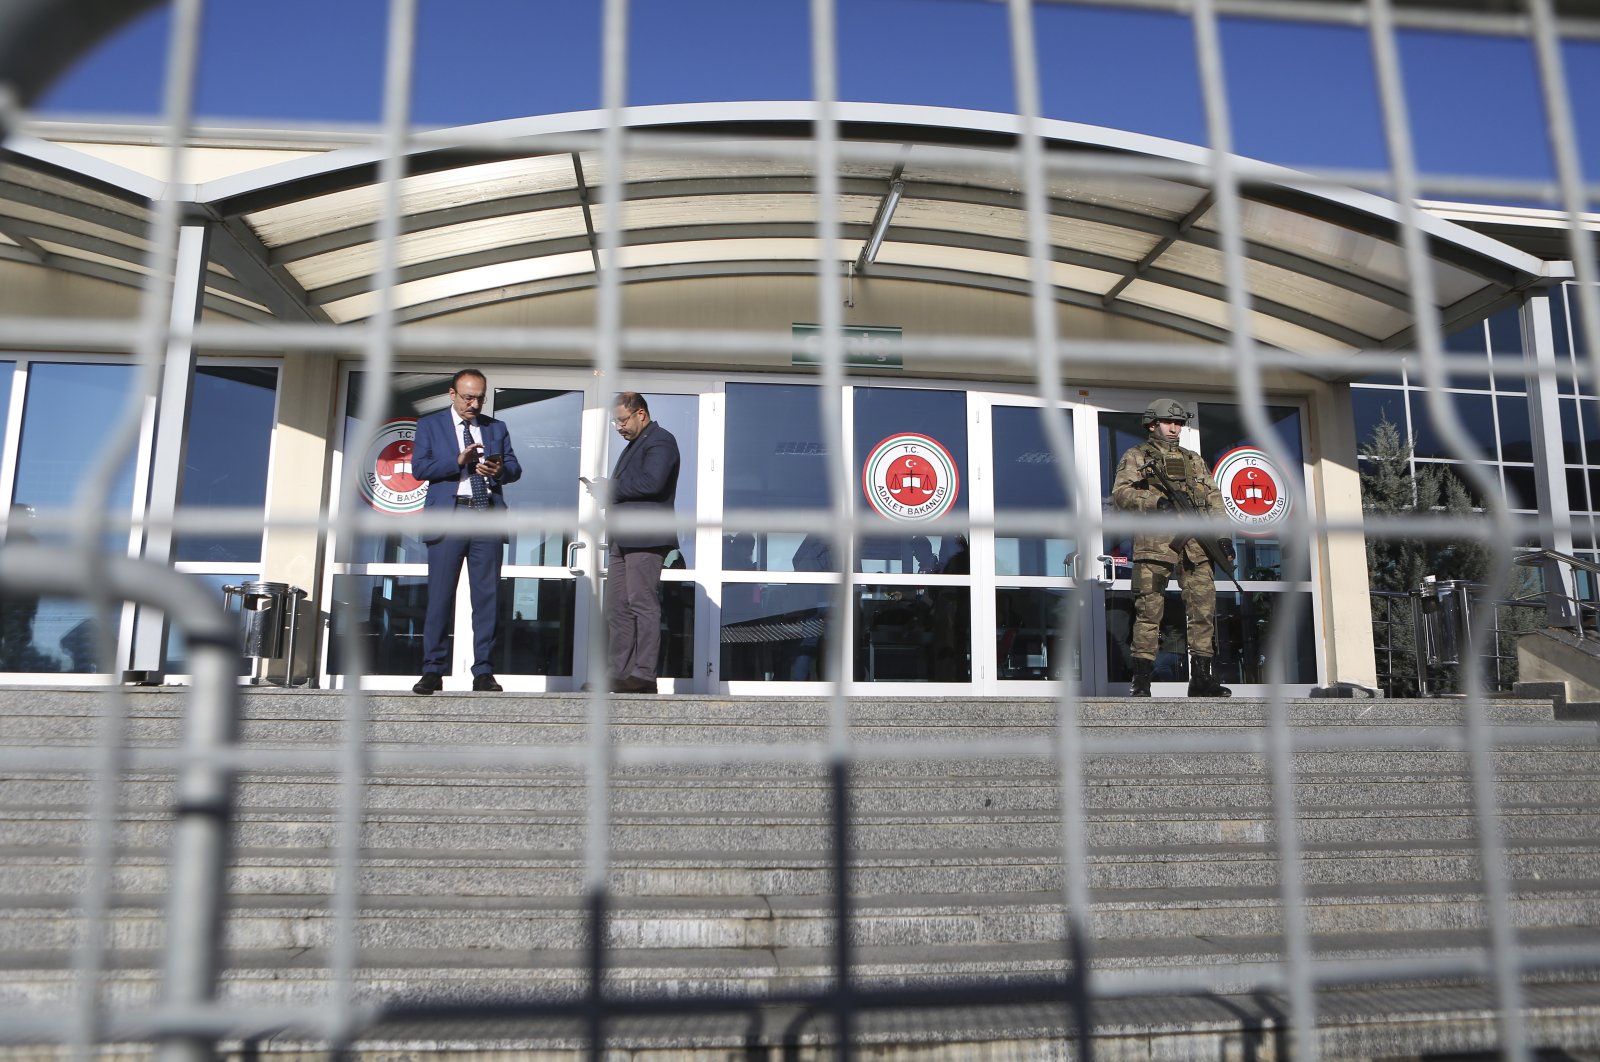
658, 582, 695, 679
1097, 410, 1147, 578
996, 588, 1078, 680
495, 389, 582, 566
1409, 392, 1494, 461
0, 594, 106, 673
492, 578, 577, 676
857, 534, 968, 575
342, 372, 451, 565
329, 575, 432, 676
177, 366, 279, 563
854, 387, 969, 574
163, 572, 252, 673
15, 363, 137, 532
723, 383, 830, 571
993, 405, 1075, 577
855, 585, 970, 682
721, 582, 830, 681
1104, 589, 1316, 684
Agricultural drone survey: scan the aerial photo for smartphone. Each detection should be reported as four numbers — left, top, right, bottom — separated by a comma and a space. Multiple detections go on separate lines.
480, 453, 501, 463
578, 475, 592, 485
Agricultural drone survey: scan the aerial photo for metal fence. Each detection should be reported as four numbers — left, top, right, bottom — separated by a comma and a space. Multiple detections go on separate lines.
1, 2, 1599, 1061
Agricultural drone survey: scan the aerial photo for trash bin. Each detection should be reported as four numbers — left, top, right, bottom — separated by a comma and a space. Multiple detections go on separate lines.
223, 581, 307, 686
1410, 577, 1483, 694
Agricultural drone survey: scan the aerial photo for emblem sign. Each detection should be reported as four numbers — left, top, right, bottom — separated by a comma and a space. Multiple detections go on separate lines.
862, 432, 960, 522
1212, 445, 1291, 534
360, 418, 427, 514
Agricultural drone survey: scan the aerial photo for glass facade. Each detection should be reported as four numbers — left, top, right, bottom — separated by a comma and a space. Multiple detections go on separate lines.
1352, 305, 1537, 519
3, 363, 138, 674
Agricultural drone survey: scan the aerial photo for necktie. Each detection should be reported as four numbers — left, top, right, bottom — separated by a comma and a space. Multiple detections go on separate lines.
462, 420, 489, 507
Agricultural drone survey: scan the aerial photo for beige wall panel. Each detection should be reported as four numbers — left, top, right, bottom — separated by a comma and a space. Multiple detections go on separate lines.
0, 261, 140, 320
421, 274, 1319, 393
1308, 379, 1379, 689
261, 352, 340, 683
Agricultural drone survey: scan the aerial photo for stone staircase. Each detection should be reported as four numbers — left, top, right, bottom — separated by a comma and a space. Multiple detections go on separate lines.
2, 688, 1600, 1058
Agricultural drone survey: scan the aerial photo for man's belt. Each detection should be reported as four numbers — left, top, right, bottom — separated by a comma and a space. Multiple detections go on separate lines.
454, 497, 491, 509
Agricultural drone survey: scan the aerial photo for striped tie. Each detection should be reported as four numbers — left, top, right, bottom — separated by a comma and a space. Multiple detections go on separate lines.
462, 420, 489, 508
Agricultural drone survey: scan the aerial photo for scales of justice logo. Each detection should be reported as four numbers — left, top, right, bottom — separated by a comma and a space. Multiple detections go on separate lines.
360, 418, 427, 514
862, 432, 960, 522
1212, 445, 1291, 534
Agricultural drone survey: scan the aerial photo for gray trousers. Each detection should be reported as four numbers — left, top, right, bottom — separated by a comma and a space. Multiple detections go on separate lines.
607, 544, 669, 681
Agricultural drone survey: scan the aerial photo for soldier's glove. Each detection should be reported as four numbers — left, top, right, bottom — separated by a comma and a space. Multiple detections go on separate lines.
1155, 497, 1173, 511
1220, 539, 1237, 564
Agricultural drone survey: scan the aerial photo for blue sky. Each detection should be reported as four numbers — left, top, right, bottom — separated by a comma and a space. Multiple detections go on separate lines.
35, 0, 1600, 185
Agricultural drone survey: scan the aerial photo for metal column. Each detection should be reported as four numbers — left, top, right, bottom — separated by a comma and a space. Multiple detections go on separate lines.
1523, 290, 1580, 627
127, 219, 212, 679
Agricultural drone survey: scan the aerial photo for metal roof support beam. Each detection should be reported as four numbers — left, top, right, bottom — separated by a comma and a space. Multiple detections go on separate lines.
0, 219, 47, 262
1521, 290, 1580, 626
207, 215, 328, 324
572, 152, 602, 275
1102, 192, 1215, 307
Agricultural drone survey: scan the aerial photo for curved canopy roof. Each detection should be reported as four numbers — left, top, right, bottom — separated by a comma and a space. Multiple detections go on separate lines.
0, 102, 1553, 355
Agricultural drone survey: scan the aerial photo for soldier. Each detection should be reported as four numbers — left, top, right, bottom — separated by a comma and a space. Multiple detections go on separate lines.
1111, 398, 1236, 698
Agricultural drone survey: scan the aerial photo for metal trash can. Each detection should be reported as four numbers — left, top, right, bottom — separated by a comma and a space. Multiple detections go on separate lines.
1410, 577, 1483, 694
222, 581, 307, 686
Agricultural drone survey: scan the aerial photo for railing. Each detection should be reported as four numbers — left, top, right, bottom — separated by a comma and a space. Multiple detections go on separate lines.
1372, 586, 1554, 698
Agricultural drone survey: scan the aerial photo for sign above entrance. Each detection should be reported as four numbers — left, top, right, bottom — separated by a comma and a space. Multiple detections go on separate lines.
1212, 446, 1291, 534
360, 417, 426, 514
792, 324, 903, 369
862, 432, 960, 522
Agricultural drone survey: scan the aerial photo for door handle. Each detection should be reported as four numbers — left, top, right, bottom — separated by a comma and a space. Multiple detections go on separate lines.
1097, 555, 1116, 585
565, 540, 586, 576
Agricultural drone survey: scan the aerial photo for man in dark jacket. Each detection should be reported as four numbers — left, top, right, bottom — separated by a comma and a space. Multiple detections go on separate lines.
589, 391, 680, 693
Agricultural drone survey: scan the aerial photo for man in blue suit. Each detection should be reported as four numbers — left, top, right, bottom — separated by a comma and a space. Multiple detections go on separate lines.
586, 391, 679, 694
409, 369, 522, 694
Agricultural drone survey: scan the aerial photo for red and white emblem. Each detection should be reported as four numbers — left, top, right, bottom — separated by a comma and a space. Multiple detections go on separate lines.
1212, 446, 1291, 534
359, 418, 427, 514
862, 432, 960, 522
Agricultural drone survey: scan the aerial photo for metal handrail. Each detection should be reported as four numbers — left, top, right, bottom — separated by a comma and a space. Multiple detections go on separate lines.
1513, 548, 1600, 578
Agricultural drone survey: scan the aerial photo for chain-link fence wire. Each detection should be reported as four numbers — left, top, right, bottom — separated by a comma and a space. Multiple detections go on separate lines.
0, 1, 1597, 1060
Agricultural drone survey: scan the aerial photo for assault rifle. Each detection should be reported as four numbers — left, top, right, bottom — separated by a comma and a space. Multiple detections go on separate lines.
1140, 457, 1245, 594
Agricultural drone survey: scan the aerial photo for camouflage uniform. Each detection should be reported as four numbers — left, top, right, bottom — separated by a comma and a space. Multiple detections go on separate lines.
1111, 437, 1227, 660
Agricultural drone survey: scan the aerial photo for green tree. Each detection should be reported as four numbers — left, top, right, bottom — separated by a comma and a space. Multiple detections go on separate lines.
1360, 417, 1535, 694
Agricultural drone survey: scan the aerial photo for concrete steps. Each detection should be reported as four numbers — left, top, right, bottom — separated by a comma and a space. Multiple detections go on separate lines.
1, 688, 1598, 1057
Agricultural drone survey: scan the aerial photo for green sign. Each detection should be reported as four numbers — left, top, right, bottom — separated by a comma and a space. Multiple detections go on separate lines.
792, 324, 903, 369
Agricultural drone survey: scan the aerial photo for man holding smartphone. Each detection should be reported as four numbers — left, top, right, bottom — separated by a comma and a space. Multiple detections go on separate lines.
409, 368, 522, 694
583, 391, 680, 694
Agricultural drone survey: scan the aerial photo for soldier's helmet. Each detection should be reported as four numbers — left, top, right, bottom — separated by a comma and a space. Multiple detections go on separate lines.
1142, 397, 1191, 427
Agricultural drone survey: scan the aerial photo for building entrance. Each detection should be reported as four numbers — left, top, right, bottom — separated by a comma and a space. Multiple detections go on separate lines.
325, 372, 1320, 695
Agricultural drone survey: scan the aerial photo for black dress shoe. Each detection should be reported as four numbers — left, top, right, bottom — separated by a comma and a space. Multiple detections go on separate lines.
473, 673, 503, 692
615, 675, 656, 694
412, 672, 442, 695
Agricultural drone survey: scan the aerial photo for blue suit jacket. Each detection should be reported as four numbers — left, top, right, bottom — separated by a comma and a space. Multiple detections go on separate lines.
609, 419, 680, 549
411, 408, 522, 541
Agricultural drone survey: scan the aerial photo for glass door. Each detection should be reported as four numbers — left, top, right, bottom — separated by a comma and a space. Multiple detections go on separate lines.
491, 387, 590, 691
1093, 392, 1322, 696
977, 396, 1103, 694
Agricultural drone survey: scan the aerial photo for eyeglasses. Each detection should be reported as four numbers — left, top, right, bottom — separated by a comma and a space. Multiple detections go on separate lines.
612, 410, 639, 426
452, 391, 486, 405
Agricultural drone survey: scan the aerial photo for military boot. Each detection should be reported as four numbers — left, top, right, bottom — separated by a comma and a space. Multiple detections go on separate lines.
1187, 654, 1232, 698
1129, 657, 1153, 697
